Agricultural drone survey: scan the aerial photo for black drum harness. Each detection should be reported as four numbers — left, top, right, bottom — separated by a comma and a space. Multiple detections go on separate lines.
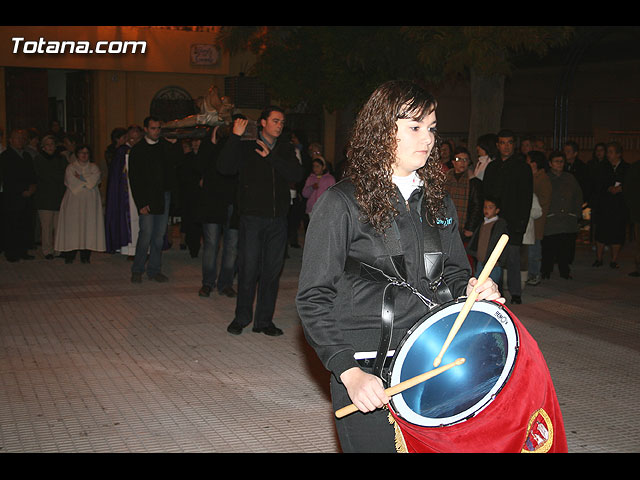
346, 199, 454, 384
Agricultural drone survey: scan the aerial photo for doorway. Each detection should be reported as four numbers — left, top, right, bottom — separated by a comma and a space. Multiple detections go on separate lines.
4, 67, 90, 143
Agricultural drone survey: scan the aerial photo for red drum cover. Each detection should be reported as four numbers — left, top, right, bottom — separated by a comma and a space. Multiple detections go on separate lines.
389, 302, 567, 453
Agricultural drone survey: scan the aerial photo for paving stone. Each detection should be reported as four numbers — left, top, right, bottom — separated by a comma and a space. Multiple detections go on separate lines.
0, 241, 638, 453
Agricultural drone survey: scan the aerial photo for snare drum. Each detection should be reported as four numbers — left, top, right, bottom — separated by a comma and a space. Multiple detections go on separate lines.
388, 298, 518, 427
386, 298, 567, 453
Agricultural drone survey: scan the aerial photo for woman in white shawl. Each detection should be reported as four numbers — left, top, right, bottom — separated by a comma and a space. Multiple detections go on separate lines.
55, 144, 106, 263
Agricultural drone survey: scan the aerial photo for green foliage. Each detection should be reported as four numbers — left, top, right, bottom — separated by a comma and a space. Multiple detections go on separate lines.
215, 26, 575, 112
403, 26, 575, 78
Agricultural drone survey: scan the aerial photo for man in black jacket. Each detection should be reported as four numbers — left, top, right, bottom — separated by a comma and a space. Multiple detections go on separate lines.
0, 129, 37, 262
194, 127, 239, 299
217, 106, 303, 336
482, 130, 533, 304
128, 116, 181, 283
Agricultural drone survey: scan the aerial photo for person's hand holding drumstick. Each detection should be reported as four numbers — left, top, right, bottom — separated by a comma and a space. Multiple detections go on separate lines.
339, 367, 390, 415
465, 275, 504, 304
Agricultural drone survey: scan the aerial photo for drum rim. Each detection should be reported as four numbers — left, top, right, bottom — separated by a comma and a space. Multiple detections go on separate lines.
388, 298, 520, 427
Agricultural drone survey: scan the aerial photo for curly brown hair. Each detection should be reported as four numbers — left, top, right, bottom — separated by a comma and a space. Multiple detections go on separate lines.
344, 80, 447, 234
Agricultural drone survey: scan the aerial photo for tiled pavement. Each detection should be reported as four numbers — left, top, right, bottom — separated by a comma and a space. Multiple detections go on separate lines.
1, 238, 639, 453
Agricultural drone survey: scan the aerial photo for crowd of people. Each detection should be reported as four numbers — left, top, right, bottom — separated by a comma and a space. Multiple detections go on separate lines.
0, 106, 336, 337
437, 131, 640, 303
1, 108, 639, 319
0, 127, 105, 264
1, 85, 638, 455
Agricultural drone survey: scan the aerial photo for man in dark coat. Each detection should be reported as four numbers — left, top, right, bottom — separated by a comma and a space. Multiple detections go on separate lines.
177, 138, 206, 258
482, 129, 533, 304
563, 141, 590, 263
563, 141, 591, 205
128, 117, 181, 282
196, 126, 239, 298
0, 129, 37, 262
217, 107, 303, 336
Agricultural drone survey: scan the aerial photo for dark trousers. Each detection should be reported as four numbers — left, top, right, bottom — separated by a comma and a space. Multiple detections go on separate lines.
287, 195, 305, 246
184, 220, 203, 257
542, 233, 574, 278
330, 374, 397, 453
234, 215, 287, 330
3, 208, 33, 261
505, 244, 522, 296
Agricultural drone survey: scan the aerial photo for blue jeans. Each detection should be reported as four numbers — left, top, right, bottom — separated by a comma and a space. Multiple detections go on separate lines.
202, 205, 238, 291
132, 191, 170, 278
528, 239, 542, 277
476, 260, 503, 287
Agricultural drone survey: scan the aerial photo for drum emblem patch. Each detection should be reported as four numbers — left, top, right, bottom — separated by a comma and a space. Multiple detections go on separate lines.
521, 408, 554, 453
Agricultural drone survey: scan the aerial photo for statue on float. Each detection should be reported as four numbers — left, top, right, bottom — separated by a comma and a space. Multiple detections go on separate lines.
161, 85, 235, 139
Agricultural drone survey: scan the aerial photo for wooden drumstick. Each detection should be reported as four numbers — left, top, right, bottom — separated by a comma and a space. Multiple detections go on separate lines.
334, 357, 466, 419
432, 234, 509, 368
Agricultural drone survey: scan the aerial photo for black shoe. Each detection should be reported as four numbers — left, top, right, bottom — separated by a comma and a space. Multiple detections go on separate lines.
610, 262, 619, 269
198, 285, 212, 297
629, 271, 640, 277
510, 295, 522, 305
219, 286, 237, 298
149, 273, 169, 282
253, 325, 283, 336
560, 274, 573, 279
592, 260, 603, 267
21, 254, 35, 260
45, 254, 54, 260
131, 272, 142, 283
227, 321, 244, 335
541, 272, 550, 280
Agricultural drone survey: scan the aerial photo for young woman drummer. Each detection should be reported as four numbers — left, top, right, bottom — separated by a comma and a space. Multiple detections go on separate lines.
296, 80, 504, 453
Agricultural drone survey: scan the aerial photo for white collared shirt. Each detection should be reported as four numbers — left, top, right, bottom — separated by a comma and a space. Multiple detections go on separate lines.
392, 171, 423, 201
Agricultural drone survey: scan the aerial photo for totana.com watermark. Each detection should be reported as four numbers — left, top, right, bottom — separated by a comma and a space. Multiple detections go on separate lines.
11, 37, 147, 54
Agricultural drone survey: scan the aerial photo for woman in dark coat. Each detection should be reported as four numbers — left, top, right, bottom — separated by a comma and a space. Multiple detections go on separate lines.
592, 142, 630, 269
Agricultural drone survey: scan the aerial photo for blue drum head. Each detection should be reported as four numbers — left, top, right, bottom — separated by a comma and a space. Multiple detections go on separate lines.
389, 300, 518, 427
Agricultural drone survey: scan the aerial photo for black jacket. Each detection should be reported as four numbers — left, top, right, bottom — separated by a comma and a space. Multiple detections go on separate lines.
217, 133, 302, 218
296, 178, 471, 381
482, 153, 533, 246
564, 158, 591, 207
197, 138, 238, 226
33, 149, 67, 211
128, 137, 181, 215
0, 147, 37, 212
594, 159, 630, 225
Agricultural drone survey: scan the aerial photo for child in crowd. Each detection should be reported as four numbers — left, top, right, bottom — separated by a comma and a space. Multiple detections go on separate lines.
467, 197, 509, 287
302, 157, 335, 220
